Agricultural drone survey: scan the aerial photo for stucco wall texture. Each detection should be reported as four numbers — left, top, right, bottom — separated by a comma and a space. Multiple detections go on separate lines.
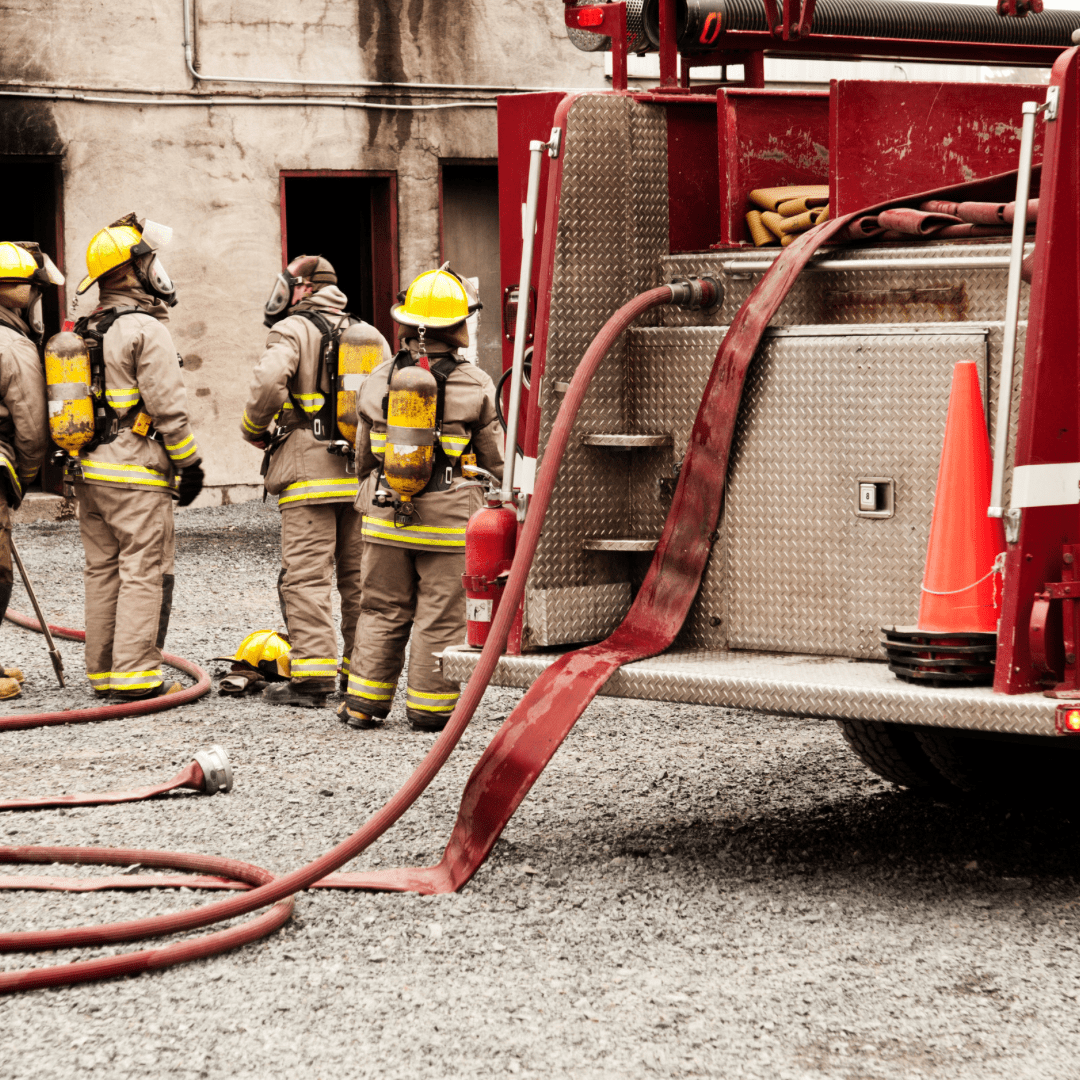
0, 1, 604, 500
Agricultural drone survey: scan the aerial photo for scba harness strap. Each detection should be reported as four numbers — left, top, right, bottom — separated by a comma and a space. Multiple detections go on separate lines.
291, 309, 356, 453
73, 307, 156, 453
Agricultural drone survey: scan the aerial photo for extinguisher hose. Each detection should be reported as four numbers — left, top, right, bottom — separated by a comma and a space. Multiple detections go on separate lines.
0, 284, 683, 993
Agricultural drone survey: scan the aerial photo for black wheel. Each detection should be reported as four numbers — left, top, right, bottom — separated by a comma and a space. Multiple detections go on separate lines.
837, 719, 954, 792
914, 728, 1080, 798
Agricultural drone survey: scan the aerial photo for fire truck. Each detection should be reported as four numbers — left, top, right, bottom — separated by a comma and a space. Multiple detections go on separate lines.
444, 0, 1080, 797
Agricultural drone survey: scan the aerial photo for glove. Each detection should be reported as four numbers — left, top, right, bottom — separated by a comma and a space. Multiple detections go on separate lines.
243, 430, 270, 451
176, 462, 205, 508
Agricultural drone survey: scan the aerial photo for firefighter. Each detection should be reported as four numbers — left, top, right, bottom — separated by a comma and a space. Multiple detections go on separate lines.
241, 255, 392, 707
339, 267, 503, 731
0, 241, 59, 700
70, 214, 203, 700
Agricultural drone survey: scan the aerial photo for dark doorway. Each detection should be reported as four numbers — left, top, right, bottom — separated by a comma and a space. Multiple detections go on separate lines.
440, 162, 500, 384
0, 157, 64, 341
280, 172, 398, 347
0, 157, 65, 493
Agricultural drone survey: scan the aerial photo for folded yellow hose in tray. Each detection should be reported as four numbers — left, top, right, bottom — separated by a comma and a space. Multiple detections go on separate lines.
776, 193, 830, 217
777, 206, 829, 235
761, 211, 786, 239
748, 185, 829, 213
746, 210, 774, 247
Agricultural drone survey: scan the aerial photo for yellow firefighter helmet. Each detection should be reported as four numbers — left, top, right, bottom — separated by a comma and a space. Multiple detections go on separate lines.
77, 225, 143, 295
77, 214, 175, 300
0, 242, 42, 284
214, 630, 292, 680
391, 268, 470, 329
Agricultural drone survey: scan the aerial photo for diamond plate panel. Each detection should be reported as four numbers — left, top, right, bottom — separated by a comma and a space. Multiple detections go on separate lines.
526, 582, 633, 647
523, 94, 668, 648
441, 646, 1058, 736
628, 325, 1010, 656
659, 243, 1030, 328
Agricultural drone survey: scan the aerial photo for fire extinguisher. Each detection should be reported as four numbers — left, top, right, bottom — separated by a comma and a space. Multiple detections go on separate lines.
462, 482, 517, 648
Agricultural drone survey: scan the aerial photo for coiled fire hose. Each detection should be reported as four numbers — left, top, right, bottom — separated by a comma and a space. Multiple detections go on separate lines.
1, 164, 1023, 991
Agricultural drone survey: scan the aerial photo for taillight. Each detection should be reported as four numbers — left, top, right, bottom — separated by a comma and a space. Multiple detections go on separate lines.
569, 5, 606, 27
1055, 704, 1080, 734
502, 285, 535, 344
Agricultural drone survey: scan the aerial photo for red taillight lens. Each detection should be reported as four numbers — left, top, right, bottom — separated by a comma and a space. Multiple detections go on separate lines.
1055, 704, 1080, 734
571, 6, 606, 27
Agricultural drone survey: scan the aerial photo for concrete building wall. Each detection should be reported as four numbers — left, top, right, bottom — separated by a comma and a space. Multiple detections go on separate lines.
0, 1, 605, 503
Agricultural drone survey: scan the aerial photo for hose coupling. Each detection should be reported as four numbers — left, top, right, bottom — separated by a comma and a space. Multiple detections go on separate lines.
668, 276, 722, 311
192, 745, 233, 795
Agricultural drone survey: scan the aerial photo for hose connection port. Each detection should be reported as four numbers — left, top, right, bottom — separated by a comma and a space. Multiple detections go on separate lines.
192, 745, 233, 795
668, 276, 721, 312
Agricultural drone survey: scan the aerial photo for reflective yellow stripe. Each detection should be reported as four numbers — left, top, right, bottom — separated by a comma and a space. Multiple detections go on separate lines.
370, 432, 387, 459
165, 434, 194, 453
439, 435, 470, 458
78, 460, 176, 490
278, 477, 359, 507
105, 387, 140, 406
166, 434, 198, 463
407, 688, 460, 700
291, 658, 337, 678
361, 515, 466, 547
0, 455, 22, 500
294, 392, 325, 415
242, 410, 267, 436
340, 656, 351, 671
347, 675, 395, 700
87, 668, 163, 691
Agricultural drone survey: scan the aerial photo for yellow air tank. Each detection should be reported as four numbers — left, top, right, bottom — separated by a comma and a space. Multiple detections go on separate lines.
384, 364, 438, 501
337, 323, 386, 446
44, 330, 95, 454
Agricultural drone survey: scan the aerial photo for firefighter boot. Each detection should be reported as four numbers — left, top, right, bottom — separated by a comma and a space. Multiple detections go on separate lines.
263, 678, 334, 708
114, 681, 183, 701
335, 701, 382, 729
407, 708, 451, 733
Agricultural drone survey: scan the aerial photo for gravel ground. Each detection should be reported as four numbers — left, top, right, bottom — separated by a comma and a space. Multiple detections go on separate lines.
2, 500, 1080, 1080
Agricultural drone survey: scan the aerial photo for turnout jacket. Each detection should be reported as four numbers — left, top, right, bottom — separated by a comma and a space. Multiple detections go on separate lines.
76, 287, 200, 496
241, 286, 392, 508
355, 344, 504, 553
0, 305, 47, 508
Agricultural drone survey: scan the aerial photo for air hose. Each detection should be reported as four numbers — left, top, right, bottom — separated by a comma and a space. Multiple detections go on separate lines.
0, 281, 710, 993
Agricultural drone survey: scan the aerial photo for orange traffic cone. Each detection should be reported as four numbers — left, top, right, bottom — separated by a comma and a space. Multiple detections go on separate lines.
917, 361, 1005, 633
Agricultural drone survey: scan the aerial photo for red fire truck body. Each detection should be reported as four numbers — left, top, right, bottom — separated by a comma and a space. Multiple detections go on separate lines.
443, 3, 1080, 788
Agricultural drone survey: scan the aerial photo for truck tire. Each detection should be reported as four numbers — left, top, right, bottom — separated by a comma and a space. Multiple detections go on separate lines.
913, 728, 1077, 796
836, 719, 954, 792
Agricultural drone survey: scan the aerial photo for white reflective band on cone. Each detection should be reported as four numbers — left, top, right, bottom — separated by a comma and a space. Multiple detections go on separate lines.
1010, 462, 1080, 508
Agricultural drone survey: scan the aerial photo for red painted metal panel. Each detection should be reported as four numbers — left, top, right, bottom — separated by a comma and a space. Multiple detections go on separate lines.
667, 102, 723, 252
831, 81, 1046, 218
717, 89, 829, 245
496, 91, 568, 443
995, 52, 1078, 695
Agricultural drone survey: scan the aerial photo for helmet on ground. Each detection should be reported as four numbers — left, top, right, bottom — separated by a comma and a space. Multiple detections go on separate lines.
391, 267, 471, 329
0, 240, 65, 341
77, 213, 176, 306
214, 629, 291, 681
263, 254, 337, 327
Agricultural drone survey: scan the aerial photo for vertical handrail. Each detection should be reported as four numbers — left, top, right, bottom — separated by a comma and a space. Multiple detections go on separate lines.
988, 99, 1041, 524
500, 136, 551, 502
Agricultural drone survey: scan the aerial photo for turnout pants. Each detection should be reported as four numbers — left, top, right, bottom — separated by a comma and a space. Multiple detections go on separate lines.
75, 483, 175, 696
346, 542, 466, 720
279, 501, 363, 689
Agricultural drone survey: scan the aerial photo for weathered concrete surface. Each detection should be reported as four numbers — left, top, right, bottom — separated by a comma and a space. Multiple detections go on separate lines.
0, 1, 605, 500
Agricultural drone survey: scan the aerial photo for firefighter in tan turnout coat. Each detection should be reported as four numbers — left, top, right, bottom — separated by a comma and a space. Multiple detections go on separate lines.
71, 216, 204, 700
0, 241, 59, 700
339, 268, 503, 731
242, 255, 392, 707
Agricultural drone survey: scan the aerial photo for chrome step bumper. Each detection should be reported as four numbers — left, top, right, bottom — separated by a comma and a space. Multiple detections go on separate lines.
441, 646, 1058, 737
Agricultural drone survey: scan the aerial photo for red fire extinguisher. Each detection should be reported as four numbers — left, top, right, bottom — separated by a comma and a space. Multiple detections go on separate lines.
462, 496, 517, 647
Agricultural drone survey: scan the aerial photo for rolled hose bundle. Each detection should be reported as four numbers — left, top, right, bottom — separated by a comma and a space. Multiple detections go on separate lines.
638, 0, 1080, 52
